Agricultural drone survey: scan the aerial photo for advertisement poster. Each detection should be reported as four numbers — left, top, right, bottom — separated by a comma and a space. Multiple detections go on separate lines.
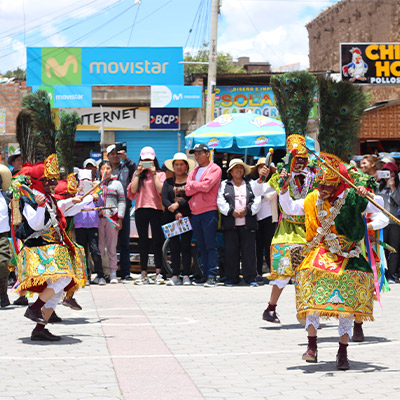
27, 47, 184, 86
341, 43, 400, 84
151, 85, 202, 108
162, 217, 192, 239
207, 86, 318, 120
150, 108, 179, 130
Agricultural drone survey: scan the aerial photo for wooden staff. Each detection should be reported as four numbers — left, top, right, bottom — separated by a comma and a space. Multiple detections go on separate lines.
81, 206, 115, 212
64, 177, 110, 213
305, 145, 400, 225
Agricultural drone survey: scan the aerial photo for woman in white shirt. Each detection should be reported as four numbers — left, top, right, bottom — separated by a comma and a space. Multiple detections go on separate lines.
217, 159, 260, 286
250, 158, 278, 284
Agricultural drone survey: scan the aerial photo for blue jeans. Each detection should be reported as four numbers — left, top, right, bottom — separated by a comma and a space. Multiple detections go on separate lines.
191, 210, 218, 278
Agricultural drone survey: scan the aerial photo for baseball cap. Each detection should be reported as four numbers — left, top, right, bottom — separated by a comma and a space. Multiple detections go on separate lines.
106, 144, 116, 154
140, 146, 156, 160
189, 143, 210, 154
8, 148, 21, 165
83, 158, 97, 168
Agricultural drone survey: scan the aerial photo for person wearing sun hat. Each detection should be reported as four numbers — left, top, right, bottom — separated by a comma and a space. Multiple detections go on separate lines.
217, 158, 261, 286
186, 143, 222, 287
162, 152, 195, 286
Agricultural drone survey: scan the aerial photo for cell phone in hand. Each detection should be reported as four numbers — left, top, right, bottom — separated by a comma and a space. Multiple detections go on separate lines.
142, 161, 153, 169
115, 142, 127, 153
377, 170, 391, 179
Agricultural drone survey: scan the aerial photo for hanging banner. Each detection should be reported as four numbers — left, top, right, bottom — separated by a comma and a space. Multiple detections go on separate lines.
341, 43, 400, 84
60, 107, 150, 130
32, 85, 92, 108
151, 85, 202, 108
208, 86, 318, 120
27, 47, 184, 86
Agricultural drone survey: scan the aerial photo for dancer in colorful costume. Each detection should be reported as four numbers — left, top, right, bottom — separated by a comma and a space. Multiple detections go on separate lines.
13, 90, 90, 341
279, 77, 385, 370
260, 71, 317, 324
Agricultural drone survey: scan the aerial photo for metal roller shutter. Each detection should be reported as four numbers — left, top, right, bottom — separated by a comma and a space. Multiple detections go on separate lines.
115, 130, 186, 165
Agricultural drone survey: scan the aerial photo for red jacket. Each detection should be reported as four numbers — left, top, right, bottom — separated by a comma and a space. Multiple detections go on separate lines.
185, 162, 222, 215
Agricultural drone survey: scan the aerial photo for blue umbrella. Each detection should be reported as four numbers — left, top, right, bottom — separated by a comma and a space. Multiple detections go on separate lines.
185, 112, 315, 155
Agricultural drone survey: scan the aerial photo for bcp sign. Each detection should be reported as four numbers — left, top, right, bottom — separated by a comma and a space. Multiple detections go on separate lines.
150, 108, 179, 130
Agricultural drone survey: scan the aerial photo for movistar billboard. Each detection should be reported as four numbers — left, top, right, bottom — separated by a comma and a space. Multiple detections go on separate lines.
27, 47, 184, 86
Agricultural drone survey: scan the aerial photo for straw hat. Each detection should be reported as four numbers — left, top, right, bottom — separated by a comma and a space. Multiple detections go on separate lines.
227, 158, 251, 176
0, 164, 12, 191
251, 157, 277, 175
164, 152, 196, 172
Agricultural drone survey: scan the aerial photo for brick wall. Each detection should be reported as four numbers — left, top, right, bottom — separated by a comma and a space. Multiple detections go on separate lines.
307, 0, 400, 72
0, 81, 31, 135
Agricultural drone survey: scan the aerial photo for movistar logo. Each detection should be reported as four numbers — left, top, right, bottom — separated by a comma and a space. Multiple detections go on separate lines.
42, 48, 82, 85
173, 93, 183, 100
45, 55, 78, 78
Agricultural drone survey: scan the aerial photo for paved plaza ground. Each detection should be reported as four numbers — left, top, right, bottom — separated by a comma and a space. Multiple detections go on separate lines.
1, 281, 399, 400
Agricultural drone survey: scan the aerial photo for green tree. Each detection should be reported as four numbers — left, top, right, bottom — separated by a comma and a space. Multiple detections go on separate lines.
3, 68, 26, 79
184, 44, 245, 83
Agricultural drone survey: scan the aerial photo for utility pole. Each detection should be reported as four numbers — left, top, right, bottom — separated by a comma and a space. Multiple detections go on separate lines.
206, 0, 219, 123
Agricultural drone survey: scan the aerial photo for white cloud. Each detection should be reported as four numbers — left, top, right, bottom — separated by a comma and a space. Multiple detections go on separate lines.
218, 0, 333, 69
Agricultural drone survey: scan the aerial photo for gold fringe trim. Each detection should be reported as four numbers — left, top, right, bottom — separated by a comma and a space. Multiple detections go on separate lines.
297, 309, 374, 322
18, 274, 86, 296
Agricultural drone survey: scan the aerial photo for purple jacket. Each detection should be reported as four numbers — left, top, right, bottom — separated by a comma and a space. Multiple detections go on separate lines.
74, 197, 103, 229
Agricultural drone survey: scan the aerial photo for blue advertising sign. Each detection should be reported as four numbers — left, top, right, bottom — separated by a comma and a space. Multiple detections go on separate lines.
150, 108, 179, 130
151, 85, 202, 108
90, 152, 102, 161
33, 85, 92, 108
27, 47, 184, 86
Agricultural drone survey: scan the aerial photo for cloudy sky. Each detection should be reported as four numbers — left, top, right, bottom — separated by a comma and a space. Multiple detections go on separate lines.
0, 0, 335, 74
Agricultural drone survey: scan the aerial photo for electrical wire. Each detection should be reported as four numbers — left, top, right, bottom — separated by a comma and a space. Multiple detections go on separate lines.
238, 0, 287, 67
97, 0, 173, 46
127, 2, 141, 46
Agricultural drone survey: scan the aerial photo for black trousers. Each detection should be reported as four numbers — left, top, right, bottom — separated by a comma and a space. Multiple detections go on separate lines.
75, 228, 104, 278
223, 226, 257, 284
118, 206, 131, 278
255, 216, 276, 275
384, 224, 400, 279
135, 208, 164, 273
169, 230, 193, 276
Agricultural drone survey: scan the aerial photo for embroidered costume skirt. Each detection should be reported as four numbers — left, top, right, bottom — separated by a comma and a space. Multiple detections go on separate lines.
295, 244, 375, 322
17, 243, 87, 297
268, 217, 307, 281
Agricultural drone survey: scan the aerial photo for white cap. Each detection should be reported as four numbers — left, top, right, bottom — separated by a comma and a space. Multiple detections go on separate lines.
83, 158, 97, 168
107, 144, 116, 154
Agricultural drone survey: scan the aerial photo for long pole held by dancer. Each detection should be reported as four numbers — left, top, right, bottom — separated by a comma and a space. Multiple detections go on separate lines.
64, 177, 110, 213
304, 145, 400, 226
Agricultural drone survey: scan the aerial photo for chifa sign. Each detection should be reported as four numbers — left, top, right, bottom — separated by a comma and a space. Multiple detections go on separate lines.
341, 43, 400, 85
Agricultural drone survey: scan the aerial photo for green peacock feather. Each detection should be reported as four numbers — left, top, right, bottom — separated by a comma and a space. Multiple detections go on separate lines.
318, 77, 368, 162
56, 111, 81, 174
20, 89, 56, 161
270, 71, 317, 138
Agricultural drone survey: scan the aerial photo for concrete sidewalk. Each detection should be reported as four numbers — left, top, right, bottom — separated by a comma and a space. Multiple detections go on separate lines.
1, 282, 399, 399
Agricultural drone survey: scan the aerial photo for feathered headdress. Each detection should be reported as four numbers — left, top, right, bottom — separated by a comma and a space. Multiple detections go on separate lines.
271, 71, 317, 172
317, 77, 368, 185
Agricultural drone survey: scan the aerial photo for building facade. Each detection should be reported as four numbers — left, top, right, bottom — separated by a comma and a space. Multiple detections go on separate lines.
306, 0, 400, 153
